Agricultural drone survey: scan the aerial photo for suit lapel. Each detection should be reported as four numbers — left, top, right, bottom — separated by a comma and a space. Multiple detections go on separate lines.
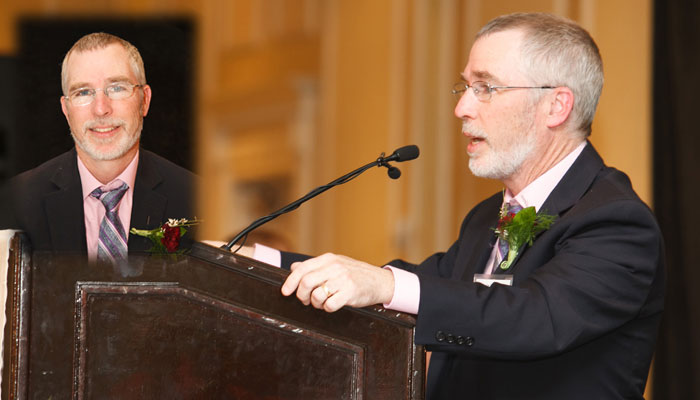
539, 142, 604, 218
43, 151, 87, 251
458, 194, 502, 281
501, 142, 604, 275
128, 151, 168, 250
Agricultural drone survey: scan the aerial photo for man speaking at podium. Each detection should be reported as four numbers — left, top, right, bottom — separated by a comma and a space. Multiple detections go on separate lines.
244, 13, 664, 399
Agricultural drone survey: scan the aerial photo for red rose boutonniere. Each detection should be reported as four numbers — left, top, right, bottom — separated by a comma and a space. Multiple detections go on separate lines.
494, 205, 556, 270
130, 218, 200, 255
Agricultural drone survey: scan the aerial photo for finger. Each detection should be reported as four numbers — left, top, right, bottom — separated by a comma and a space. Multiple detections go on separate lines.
295, 268, 331, 305
312, 282, 348, 311
281, 258, 322, 296
289, 261, 303, 272
280, 265, 304, 297
309, 284, 332, 309
281, 259, 323, 297
323, 289, 349, 312
281, 254, 345, 305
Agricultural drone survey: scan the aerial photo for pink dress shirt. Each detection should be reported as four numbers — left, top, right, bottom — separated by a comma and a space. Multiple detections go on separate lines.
78, 152, 139, 260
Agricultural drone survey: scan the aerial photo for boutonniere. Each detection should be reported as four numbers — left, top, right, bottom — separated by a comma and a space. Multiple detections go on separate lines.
494, 205, 556, 270
130, 218, 200, 255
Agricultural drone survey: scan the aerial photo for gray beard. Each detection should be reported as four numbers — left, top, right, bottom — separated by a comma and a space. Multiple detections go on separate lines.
72, 119, 142, 161
468, 134, 536, 180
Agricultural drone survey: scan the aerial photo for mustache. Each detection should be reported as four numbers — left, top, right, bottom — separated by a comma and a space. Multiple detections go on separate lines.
83, 118, 126, 131
462, 122, 487, 139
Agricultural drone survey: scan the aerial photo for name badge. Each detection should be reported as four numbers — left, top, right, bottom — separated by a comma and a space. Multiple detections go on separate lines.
473, 274, 513, 287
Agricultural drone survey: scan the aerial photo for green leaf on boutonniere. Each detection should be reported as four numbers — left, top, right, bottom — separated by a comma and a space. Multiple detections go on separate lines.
494, 206, 556, 270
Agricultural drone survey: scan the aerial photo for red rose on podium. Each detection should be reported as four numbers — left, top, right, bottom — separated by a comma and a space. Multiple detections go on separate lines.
161, 224, 182, 252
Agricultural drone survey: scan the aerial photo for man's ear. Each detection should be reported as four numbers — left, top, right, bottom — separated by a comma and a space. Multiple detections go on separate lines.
140, 84, 152, 117
545, 87, 574, 128
60, 95, 69, 120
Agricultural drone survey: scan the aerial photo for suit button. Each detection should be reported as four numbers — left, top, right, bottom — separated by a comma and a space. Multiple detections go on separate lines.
435, 331, 446, 342
446, 334, 455, 344
456, 336, 466, 345
465, 337, 474, 347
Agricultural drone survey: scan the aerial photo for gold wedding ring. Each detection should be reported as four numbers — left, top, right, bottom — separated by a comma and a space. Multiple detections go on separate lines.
321, 283, 332, 298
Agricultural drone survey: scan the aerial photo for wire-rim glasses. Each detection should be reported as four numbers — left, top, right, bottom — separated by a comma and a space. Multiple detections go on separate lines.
65, 82, 144, 106
452, 81, 555, 102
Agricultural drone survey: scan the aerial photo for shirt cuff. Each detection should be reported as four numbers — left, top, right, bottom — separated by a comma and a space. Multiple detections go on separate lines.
382, 266, 420, 314
252, 243, 282, 268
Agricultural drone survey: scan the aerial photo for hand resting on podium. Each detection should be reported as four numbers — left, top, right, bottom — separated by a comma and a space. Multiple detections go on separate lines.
281, 253, 395, 313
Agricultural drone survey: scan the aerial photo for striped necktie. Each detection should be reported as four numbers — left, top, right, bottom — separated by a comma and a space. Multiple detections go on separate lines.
497, 200, 523, 269
90, 181, 129, 263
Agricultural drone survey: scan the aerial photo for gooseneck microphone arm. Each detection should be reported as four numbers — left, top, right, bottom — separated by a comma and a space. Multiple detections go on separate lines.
222, 145, 419, 252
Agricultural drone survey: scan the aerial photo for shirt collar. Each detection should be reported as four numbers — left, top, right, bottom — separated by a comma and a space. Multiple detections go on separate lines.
504, 141, 587, 211
78, 150, 139, 199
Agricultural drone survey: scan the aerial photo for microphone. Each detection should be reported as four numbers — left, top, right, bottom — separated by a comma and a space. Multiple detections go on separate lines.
376, 145, 419, 179
382, 145, 420, 163
222, 145, 420, 251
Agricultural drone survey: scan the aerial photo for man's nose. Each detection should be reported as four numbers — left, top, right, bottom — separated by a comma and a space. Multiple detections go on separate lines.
92, 90, 112, 115
454, 89, 478, 120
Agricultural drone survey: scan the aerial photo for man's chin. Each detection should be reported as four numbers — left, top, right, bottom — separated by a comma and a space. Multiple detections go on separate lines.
73, 131, 140, 162
468, 158, 489, 178
77, 141, 136, 162
469, 157, 506, 180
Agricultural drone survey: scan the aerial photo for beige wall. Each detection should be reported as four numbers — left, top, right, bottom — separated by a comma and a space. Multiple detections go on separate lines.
0, 0, 652, 259
0, 0, 652, 258
590, 1, 652, 206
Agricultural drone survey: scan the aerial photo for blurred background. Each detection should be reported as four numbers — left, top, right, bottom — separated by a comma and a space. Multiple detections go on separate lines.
1, 0, 687, 399
0, 0, 652, 264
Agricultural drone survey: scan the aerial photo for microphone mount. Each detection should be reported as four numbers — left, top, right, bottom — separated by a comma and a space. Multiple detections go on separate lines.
377, 152, 401, 179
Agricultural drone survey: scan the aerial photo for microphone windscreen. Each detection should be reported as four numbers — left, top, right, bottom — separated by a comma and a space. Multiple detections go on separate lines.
394, 145, 420, 162
387, 166, 401, 179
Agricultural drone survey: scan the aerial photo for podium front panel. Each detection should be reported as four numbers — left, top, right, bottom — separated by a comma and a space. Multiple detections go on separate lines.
3, 239, 424, 399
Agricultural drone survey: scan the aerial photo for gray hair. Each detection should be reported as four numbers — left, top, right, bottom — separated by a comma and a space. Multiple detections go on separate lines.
61, 32, 146, 94
477, 13, 603, 136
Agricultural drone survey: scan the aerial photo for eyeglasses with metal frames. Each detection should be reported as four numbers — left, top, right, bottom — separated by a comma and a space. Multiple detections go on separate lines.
64, 82, 144, 106
452, 81, 555, 102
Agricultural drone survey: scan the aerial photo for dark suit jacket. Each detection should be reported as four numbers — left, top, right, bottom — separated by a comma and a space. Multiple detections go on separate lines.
281, 143, 665, 399
2, 148, 197, 253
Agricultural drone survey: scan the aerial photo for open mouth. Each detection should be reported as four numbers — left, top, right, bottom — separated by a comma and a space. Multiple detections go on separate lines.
466, 136, 486, 154
84, 118, 126, 137
91, 126, 118, 133
86, 124, 123, 138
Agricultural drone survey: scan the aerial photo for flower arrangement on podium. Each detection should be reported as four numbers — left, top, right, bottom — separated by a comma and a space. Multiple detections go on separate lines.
130, 218, 200, 255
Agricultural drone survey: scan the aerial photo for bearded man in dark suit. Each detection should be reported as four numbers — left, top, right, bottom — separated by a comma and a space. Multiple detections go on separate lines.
242, 12, 664, 400
3, 32, 196, 260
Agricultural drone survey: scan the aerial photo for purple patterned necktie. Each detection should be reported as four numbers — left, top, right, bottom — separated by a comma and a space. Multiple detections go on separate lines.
90, 182, 129, 263
497, 200, 523, 268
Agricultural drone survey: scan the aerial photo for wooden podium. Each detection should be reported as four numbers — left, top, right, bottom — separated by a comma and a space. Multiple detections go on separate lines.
1, 234, 424, 399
